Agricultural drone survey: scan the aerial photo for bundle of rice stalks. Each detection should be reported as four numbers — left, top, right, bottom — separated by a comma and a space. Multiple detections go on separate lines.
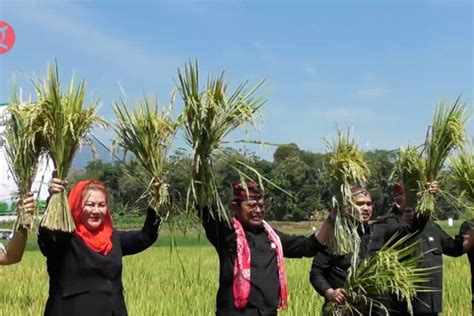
391, 145, 426, 210
392, 98, 469, 216
329, 234, 434, 316
177, 61, 265, 220
3, 98, 45, 231
449, 147, 474, 211
34, 64, 105, 232
325, 129, 370, 255
113, 97, 178, 218
417, 97, 469, 215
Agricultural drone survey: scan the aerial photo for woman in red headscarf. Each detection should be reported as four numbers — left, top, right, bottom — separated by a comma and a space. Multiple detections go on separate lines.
38, 175, 161, 316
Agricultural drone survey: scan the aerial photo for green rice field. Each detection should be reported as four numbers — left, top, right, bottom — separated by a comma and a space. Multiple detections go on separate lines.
0, 221, 471, 316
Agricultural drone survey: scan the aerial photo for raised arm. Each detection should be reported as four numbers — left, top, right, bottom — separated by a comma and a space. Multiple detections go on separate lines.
37, 177, 74, 257
276, 228, 326, 258
0, 193, 36, 265
0, 228, 28, 265
197, 205, 233, 250
37, 226, 72, 257
276, 210, 334, 257
119, 208, 161, 256
367, 213, 425, 256
460, 221, 474, 252
437, 223, 464, 257
315, 213, 336, 245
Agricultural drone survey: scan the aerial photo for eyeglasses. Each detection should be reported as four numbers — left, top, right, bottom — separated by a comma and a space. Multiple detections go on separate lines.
243, 200, 266, 211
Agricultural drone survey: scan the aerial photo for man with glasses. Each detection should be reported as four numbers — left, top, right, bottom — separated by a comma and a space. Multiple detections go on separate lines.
199, 181, 335, 316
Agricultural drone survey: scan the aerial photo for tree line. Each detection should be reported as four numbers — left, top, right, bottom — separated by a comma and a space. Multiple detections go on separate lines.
54, 142, 465, 222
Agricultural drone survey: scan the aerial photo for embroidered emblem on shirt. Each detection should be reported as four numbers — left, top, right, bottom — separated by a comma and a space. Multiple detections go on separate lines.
428, 236, 434, 242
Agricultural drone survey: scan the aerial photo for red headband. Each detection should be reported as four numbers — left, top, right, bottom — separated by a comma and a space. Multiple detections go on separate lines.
232, 182, 263, 199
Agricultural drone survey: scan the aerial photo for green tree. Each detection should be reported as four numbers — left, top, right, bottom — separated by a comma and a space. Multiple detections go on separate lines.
364, 150, 396, 217
273, 143, 299, 164
10, 201, 17, 213
270, 155, 310, 220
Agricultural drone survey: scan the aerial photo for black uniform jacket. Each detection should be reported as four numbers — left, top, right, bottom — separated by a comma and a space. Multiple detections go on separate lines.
459, 221, 474, 303
367, 208, 428, 256
38, 208, 160, 316
369, 210, 464, 314
309, 224, 381, 316
200, 207, 325, 316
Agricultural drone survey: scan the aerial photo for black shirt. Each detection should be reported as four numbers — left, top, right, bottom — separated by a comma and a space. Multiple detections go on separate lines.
38, 208, 160, 316
369, 210, 464, 314
310, 224, 381, 315
459, 221, 474, 303
200, 207, 325, 316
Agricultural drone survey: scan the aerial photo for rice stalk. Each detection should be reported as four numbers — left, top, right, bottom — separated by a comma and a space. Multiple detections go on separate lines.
325, 129, 370, 256
392, 98, 469, 216
329, 234, 435, 316
33, 64, 105, 232
391, 145, 426, 211
113, 96, 178, 218
449, 146, 474, 216
417, 97, 469, 215
177, 61, 265, 220
4, 97, 45, 231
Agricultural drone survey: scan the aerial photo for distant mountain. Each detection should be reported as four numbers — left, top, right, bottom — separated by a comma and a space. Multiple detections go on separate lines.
71, 137, 115, 170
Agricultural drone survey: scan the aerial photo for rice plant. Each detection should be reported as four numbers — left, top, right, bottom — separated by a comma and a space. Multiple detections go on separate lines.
391, 145, 426, 211
177, 61, 265, 220
3, 98, 45, 231
329, 234, 435, 316
113, 96, 178, 218
392, 98, 469, 216
325, 129, 370, 255
33, 64, 105, 232
417, 97, 469, 215
449, 146, 474, 218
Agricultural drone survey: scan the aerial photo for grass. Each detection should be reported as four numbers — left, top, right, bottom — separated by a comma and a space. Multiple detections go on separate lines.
0, 220, 471, 315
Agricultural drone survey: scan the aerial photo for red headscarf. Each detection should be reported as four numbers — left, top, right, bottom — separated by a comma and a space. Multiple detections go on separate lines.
68, 179, 113, 255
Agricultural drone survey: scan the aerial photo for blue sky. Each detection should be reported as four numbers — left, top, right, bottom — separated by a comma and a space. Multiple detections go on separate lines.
0, 0, 472, 161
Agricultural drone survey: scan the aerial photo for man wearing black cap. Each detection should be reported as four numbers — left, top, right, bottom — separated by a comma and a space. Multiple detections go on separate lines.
368, 182, 469, 316
199, 181, 335, 316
